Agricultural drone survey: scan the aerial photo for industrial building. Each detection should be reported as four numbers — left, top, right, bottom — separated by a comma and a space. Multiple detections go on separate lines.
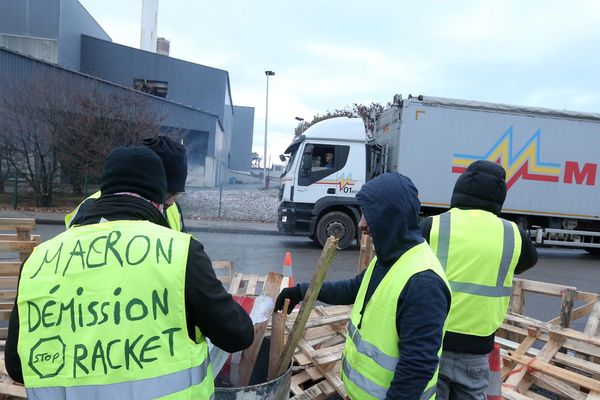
0, 0, 255, 187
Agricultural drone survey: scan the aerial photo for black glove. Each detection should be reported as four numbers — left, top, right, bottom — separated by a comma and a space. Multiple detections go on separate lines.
274, 285, 303, 314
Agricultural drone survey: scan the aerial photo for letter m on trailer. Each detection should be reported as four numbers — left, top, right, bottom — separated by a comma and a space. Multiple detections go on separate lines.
563, 161, 597, 186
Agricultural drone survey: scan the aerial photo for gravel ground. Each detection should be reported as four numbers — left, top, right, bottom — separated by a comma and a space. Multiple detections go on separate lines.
178, 188, 280, 222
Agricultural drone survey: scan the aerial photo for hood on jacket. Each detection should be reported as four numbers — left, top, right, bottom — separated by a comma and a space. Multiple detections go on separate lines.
450, 160, 507, 215
356, 172, 423, 268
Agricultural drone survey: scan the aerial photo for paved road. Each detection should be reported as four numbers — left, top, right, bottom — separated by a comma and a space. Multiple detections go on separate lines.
15, 224, 600, 330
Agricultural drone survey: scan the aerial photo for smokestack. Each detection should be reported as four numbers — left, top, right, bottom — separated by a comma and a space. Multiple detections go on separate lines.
140, 0, 158, 52
157, 37, 170, 56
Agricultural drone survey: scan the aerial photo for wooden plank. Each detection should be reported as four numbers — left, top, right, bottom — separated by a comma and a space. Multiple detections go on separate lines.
560, 288, 576, 328
509, 353, 600, 392
0, 291, 17, 301
290, 380, 335, 400
275, 235, 339, 378
505, 333, 562, 391
0, 218, 35, 231
498, 322, 600, 359
510, 279, 525, 315
0, 241, 37, 253
505, 313, 600, 347
501, 387, 537, 400
529, 371, 587, 400
516, 334, 565, 394
228, 273, 243, 294
548, 301, 596, 325
583, 300, 600, 337
245, 275, 259, 295
237, 272, 283, 386
295, 336, 346, 398
268, 298, 289, 380
357, 233, 374, 274
497, 336, 600, 376
0, 262, 21, 276
0, 234, 40, 242
516, 278, 577, 297
0, 277, 18, 289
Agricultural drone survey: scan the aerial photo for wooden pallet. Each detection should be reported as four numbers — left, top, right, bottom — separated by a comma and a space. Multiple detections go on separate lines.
497, 279, 600, 400
510, 278, 600, 331
221, 272, 292, 295
0, 218, 40, 343
284, 305, 351, 399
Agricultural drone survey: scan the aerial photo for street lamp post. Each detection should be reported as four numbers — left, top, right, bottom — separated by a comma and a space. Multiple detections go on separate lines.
295, 116, 304, 135
263, 70, 275, 189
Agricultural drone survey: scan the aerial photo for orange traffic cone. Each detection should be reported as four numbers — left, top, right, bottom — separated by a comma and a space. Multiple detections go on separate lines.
486, 343, 502, 400
282, 251, 294, 288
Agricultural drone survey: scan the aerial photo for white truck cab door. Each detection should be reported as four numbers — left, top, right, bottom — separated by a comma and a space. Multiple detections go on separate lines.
294, 142, 361, 203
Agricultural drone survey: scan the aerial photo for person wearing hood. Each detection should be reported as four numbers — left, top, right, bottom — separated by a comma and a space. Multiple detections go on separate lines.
6, 146, 254, 399
276, 172, 452, 400
420, 160, 538, 400
65, 135, 189, 232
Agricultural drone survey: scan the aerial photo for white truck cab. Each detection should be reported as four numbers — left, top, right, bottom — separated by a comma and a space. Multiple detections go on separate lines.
278, 118, 367, 249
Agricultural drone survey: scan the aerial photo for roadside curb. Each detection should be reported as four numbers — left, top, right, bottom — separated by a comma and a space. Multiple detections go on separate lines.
185, 226, 281, 236
27, 216, 280, 236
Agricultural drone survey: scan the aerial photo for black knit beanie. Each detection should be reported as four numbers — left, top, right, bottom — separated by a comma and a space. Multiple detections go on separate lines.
142, 136, 188, 193
101, 146, 167, 203
450, 160, 507, 215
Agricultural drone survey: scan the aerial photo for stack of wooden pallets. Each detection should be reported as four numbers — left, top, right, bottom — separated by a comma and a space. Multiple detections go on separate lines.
497, 278, 600, 400
0, 218, 40, 400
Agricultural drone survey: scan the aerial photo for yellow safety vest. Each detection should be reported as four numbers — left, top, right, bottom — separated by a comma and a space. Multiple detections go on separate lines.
342, 242, 450, 400
65, 191, 184, 232
166, 203, 183, 232
17, 220, 214, 399
64, 191, 101, 229
429, 208, 521, 336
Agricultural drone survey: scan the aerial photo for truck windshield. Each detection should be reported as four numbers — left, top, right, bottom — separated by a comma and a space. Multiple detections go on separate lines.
282, 143, 300, 176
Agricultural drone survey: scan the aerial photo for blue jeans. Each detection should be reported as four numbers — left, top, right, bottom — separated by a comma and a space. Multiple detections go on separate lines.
436, 350, 490, 400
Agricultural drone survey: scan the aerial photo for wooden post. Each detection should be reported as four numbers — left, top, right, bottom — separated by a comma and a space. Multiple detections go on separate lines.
560, 288, 576, 329
237, 272, 283, 386
357, 233, 374, 273
268, 299, 289, 380
275, 235, 339, 377
510, 279, 525, 315
583, 299, 600, 337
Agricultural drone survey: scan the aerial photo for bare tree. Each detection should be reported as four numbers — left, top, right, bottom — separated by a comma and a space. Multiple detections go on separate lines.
0, 71, 75, 206
55, 82, 167, 195
0, 70, 174, 204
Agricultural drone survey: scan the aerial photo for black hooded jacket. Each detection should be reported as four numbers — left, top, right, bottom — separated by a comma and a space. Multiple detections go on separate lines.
5, 196, 254, 383
300, 173, 451, 400
420, 160, 538, 354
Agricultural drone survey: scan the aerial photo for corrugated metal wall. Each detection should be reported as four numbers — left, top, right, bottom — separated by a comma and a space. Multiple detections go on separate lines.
58, 0, 111, 70
0, 0, 60, 39
231, 106, 255, 171
1, 48, 226, 186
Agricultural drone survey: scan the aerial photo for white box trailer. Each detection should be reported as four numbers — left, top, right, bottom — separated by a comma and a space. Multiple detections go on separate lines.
278, 94, 600, 251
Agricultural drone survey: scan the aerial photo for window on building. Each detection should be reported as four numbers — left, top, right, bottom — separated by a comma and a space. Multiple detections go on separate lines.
133, 79, 168, 98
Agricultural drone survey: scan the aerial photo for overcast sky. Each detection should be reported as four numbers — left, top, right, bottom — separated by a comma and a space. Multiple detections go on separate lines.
79, 1, 600, 164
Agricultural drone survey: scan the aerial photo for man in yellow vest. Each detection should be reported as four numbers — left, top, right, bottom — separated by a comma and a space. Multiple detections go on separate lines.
6, 146, 254, 399
276, 172, 452, 400
65, 136, 188, 232
420, 160, 538, 400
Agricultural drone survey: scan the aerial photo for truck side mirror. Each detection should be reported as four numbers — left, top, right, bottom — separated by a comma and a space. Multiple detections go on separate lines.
279, 154, 287, 162
300, 144, 314, 175
301, 154, 312, 176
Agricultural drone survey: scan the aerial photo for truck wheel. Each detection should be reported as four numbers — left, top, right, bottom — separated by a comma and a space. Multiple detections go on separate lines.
316, 211, 356, 250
